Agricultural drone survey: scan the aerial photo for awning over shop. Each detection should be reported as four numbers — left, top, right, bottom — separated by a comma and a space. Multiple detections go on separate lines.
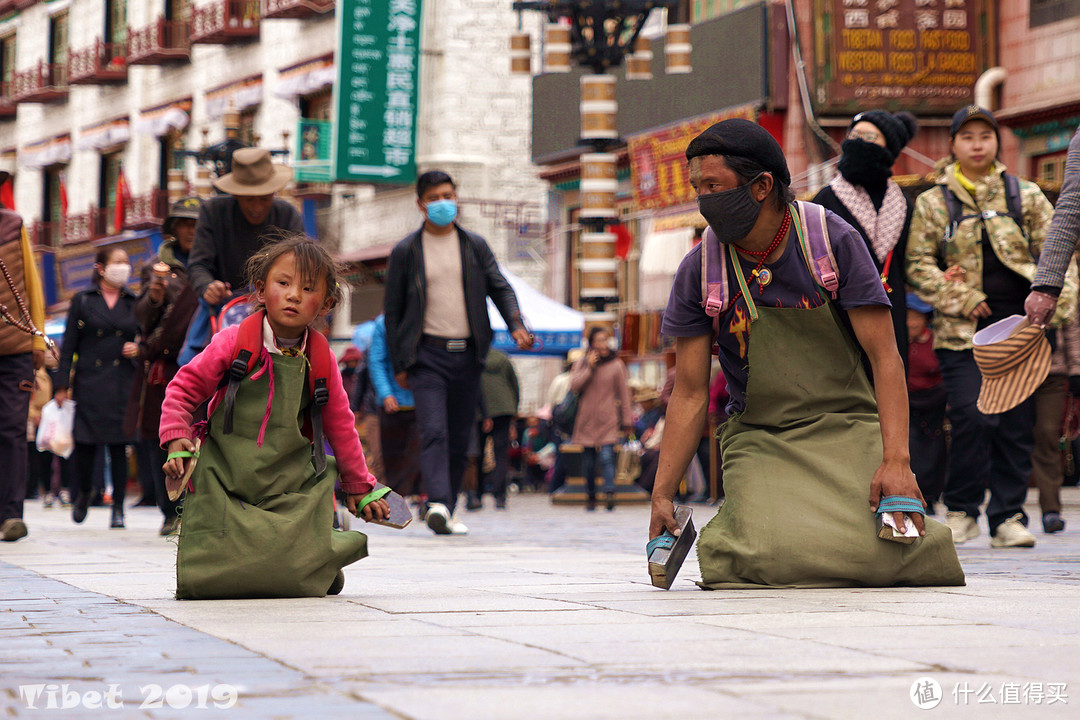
19, 136, 72, 169
639, 220, 695, 311
274, 56, 334, 101
206, 75, 263, 119
135, 99, 192, 137
76, 118, 130, 152
489, 267, 583, 356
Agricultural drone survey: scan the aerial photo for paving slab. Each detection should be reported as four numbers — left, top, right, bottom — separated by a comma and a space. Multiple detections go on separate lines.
1, 488, 1078, 718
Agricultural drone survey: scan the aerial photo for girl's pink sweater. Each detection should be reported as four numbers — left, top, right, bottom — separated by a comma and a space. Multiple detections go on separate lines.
158, 324, 375, 495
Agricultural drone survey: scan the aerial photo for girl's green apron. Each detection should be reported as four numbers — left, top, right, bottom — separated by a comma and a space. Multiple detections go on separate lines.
176, 352, 368, 599
698, 229, 965, 589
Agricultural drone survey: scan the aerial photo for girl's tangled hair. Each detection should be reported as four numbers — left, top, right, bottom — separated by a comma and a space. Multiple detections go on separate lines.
244, 233, 344, 310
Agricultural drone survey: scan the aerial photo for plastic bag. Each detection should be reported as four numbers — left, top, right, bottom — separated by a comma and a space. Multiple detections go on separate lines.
35, 399, 76, 459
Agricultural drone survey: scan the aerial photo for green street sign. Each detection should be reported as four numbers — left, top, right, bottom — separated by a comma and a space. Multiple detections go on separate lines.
332, 0, 423, 184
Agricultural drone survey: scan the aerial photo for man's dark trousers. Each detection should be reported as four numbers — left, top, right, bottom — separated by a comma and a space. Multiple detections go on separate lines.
936, 349, 1035, 531
0, 353, 33, 525
409, 342, 482, 515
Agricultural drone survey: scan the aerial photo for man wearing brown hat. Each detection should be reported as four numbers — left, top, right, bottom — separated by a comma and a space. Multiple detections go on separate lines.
0, 169, 47, 542
187, 148, 304, 305
651, 119, 963, 588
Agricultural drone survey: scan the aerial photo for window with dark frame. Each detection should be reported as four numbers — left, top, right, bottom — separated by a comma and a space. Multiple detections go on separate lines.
49, 12, 69, 68
100, 152, 122, 235
1, 34, 15, 96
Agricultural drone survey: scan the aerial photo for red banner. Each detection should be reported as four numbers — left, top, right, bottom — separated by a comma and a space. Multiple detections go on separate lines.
628, 105, 757, 212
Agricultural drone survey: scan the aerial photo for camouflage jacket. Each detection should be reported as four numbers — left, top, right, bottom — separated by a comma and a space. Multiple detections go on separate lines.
905, 161, 1079, 351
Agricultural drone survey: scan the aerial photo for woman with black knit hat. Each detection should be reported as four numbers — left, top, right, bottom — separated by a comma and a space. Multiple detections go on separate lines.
813, 110, 918, 366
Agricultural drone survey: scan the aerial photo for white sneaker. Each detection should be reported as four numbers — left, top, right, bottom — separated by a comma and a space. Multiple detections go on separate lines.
990, 514, 1036, 548
945, 511, 980, 544
447, 515, 469, 535
425, 502, 452, 535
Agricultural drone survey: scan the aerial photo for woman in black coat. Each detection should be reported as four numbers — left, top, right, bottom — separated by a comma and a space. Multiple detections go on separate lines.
812, 110, 917, 367
54, 246, 140, 528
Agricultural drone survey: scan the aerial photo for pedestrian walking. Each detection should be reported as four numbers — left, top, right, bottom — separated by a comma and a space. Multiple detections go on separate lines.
906, 105, 1078, 549
1028, 123, 1080, 325
469, 349, 519, 510
54, 247, 139, 528
368, 315, 423, 498
812, 109, 917, 366
161, 235, 387, 599
1, 188, 46, 542
383, 170, 533, 535
130, 198, 202, 536
570, 327, 632, 512
654, 118, 963, 588
1030, 315, 1080, 534
905, 293, 947, 514
25, 365, 52, 502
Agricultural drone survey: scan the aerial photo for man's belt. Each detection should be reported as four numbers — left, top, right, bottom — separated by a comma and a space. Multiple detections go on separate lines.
421, 335, 473, 352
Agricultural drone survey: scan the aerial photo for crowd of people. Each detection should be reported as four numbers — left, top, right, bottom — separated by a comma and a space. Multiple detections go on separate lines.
2, 102, 1079, 597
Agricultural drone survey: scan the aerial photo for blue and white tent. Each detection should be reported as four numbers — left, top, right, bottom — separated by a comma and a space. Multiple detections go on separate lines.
489, 266, 583, 357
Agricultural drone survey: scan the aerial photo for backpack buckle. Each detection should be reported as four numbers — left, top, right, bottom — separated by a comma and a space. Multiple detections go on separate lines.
229, 349, 252, 380
312, 378, 329, 408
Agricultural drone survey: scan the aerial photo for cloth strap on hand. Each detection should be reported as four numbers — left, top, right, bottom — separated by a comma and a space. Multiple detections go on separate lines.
356, 486, 392, 514
646, 533, 676, 557
875, 495, 926, 517
166, 450, 198, 460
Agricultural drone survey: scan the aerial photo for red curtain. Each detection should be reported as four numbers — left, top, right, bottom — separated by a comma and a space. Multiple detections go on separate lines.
114, 168, 129, 233
0, 178, 13, 211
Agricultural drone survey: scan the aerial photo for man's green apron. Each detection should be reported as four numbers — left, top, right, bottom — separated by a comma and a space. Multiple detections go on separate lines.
698, 240, 965, 589
176, 352, 368, 599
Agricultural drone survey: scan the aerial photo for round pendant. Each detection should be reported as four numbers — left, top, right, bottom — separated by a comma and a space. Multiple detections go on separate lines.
756, 267, 773, 289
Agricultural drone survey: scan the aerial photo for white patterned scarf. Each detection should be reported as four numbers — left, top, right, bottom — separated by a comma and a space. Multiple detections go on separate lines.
829, 174, 907, 264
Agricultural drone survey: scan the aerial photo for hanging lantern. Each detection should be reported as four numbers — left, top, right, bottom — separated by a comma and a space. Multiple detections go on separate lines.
664, 24, 692, 74
579, 152, 618, 219
579, 75, 618, 142
626, 37, 653, 81
510, 32, 532, 75
545, 24, 571, 73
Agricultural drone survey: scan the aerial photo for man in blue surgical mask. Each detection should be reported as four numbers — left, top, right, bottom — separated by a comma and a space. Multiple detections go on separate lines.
383, 170, 533, 535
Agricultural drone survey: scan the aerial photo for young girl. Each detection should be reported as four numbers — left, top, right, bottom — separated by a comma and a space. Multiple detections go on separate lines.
161, 236, 388, 599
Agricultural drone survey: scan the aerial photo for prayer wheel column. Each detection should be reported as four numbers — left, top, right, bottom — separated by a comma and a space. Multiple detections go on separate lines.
577, 76, 620, 334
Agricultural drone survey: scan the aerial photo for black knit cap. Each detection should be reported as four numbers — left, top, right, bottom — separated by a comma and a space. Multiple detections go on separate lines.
685, 118, 791, 186
849, 110, 917, 163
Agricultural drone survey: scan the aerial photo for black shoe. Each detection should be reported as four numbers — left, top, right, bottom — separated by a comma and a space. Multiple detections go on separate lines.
585, 496, 596, 512
1043, 512, 1066, 534
465, 492, 482, 511
159, 517, 181, 537
494, 496, 507, 510
327, 570, 345, 596
72, 494, 89, 524
110, 506, 125, 529
605, 492, 616, 511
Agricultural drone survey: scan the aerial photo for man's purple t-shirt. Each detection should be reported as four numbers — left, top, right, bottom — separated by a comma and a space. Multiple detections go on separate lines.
661, 209, 890, 414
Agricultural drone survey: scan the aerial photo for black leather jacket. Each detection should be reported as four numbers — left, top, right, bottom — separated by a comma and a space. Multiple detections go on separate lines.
383, 224, 524, 374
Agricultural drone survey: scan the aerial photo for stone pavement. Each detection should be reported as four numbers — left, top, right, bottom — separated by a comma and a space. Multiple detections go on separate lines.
2, 488, 1078, 719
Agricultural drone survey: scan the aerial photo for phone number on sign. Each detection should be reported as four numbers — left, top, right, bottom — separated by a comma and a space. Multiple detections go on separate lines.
19, 683, 239, 710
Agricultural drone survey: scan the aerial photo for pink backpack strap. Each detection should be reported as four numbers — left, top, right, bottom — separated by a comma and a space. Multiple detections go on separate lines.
795, 201, 839, 299
700, 225, 729, 319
